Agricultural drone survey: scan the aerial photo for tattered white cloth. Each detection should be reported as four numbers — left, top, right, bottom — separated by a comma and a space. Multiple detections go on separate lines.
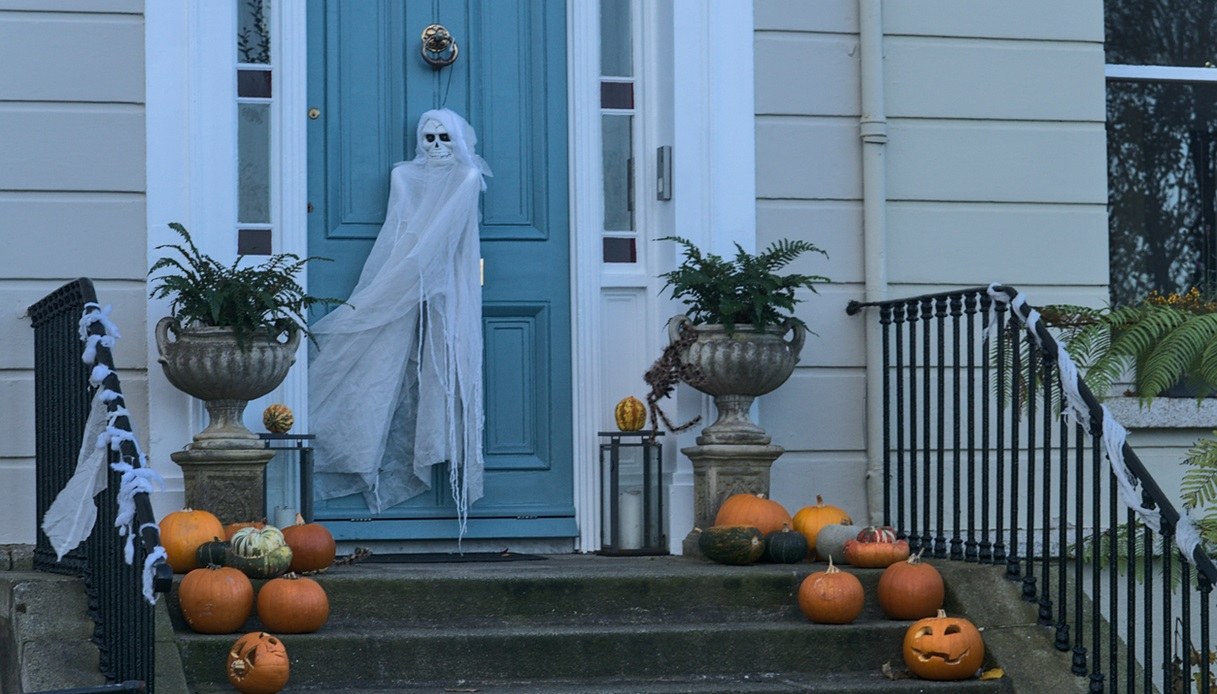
310, 109, 491, 533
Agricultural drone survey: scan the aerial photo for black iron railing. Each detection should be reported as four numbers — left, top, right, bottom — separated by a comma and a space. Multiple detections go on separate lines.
29, 279, 173, 692
849, 284, 1217, 693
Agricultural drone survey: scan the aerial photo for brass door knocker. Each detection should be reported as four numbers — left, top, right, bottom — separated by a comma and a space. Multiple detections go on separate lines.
421, 24, 459, 69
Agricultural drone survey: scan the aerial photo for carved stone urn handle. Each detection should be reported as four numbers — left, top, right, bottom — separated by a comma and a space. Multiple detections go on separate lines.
668, 314, 695, 344
154, 316, 177, 361
782, 317, 806, 361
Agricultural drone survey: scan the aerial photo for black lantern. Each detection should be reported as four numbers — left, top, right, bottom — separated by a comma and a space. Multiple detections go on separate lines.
598, 431, 666, 555
259, 433, 316, 523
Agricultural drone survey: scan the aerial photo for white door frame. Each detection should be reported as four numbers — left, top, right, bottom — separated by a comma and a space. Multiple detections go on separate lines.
145, 1, 756, 551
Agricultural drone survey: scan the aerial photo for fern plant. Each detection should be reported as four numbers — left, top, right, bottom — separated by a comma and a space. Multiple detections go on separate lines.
1183, 435, 1217, 549
658, 235, 829, 334
1045, 290, 1217, 402
149, 222, 344, 348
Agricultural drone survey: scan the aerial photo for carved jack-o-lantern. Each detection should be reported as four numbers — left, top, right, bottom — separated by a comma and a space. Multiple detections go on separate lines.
227, 631, 290, 694
902, 609, 985, 680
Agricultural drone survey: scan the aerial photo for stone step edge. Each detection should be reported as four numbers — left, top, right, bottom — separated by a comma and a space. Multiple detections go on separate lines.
174, 617, 915, 642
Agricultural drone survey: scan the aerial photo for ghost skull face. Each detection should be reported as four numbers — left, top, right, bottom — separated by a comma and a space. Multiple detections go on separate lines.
421, 119, 454, 162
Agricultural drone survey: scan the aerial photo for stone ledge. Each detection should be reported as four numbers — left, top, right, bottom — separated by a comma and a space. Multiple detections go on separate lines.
0, 544, 35, 571
1103, 396, 1217, 430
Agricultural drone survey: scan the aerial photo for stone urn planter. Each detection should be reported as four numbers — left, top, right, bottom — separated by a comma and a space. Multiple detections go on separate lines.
156, 317, 300, 522
668, 315, 805, 446
155, 317, 300, 448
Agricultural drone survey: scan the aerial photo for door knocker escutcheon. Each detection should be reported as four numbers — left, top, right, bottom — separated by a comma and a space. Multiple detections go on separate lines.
421, 24, 459, 69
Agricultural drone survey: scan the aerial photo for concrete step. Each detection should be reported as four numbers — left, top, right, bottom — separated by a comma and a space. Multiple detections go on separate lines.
191, 671, 1012, 693
167, 554, 1010, 692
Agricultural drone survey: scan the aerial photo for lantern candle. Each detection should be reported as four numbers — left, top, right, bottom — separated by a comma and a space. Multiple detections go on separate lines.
618, 489, 644, 550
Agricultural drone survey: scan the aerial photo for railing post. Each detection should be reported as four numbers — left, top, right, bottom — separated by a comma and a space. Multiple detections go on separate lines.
964, 291, 978, 563
980, 293, 993, 563
893, 303, 907, 536
879, 304, 893, 528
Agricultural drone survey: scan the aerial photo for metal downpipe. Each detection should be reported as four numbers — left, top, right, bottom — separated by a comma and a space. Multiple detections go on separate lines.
859, 0, 890, 523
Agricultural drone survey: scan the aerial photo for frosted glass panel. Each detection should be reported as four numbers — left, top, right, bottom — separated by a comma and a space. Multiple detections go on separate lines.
600, 0, 632, 77
238, 103, 271, 224
602, 114, 634, 231
238, 0, 272, 64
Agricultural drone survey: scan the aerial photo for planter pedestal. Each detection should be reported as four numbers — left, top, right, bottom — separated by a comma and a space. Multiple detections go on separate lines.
680, 443, 784, 556
171, 448, 272, 524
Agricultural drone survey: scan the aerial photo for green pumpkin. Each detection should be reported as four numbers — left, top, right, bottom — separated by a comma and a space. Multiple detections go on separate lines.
195, 539, 231, 567
229, 525, 287, 558
764, 524, 809, 564
698, 525, 765, 565
815, 521, 864, 564
223, 544, 293, 579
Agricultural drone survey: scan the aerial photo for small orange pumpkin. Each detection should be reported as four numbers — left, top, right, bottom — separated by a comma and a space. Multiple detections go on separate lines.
262, 403, 294, 434
796, 557, 864, 624
227, 631, 290, 694
903, 609, 985, 680
160, 508, 225, 573
714, 493, 792, 536
878, 551, 945, 620
257, 573, 330, 633
281, 517, 337, 573
614, 396, 647, 431
791, 496, 852, 558
178, 565, 254, 634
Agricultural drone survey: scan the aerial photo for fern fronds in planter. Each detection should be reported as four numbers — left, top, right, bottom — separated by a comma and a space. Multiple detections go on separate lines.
149, 222, 346, 348
658, 235, 829, 334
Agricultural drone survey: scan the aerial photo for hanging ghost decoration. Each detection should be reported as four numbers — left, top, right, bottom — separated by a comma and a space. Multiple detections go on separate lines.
309, 109, 492, 537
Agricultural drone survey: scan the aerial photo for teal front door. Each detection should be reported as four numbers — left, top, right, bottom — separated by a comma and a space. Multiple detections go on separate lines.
306, 1, 573, 542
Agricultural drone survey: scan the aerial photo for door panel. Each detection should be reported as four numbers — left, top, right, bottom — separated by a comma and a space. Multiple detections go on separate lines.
306, 0, 573, 541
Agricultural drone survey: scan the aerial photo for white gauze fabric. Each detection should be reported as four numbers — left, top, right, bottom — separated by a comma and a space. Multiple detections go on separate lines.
310, 109, 491, 534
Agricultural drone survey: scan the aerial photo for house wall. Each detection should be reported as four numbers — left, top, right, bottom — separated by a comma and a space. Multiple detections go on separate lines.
0, 0, 147, 543
752, 0, 1110, 523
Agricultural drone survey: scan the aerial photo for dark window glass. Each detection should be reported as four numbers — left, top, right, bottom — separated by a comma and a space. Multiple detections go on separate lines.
603, 237, 637, 263
601, 82, 634, 110
1106, 1, 1217, 66
238, 70, 272, 98
238, 229, 273, 256
1107, 81, 1217, 305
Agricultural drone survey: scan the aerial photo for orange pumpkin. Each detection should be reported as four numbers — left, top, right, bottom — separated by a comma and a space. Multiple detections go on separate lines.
160, 508, 225, 573
227, 631, 290, 694
796, 557, 864, 624
257, 574, 330, 633
878, 551, 945, 620
903, 609, 985, 680
281, 520, 337, 573
714, 493, 792, 536
791, 496, 852, 558
178, 565, 254, 634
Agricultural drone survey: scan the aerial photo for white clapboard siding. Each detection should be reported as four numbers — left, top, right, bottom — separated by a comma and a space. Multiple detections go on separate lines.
0, 2, 146, 543
752, 1, 1108, 520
